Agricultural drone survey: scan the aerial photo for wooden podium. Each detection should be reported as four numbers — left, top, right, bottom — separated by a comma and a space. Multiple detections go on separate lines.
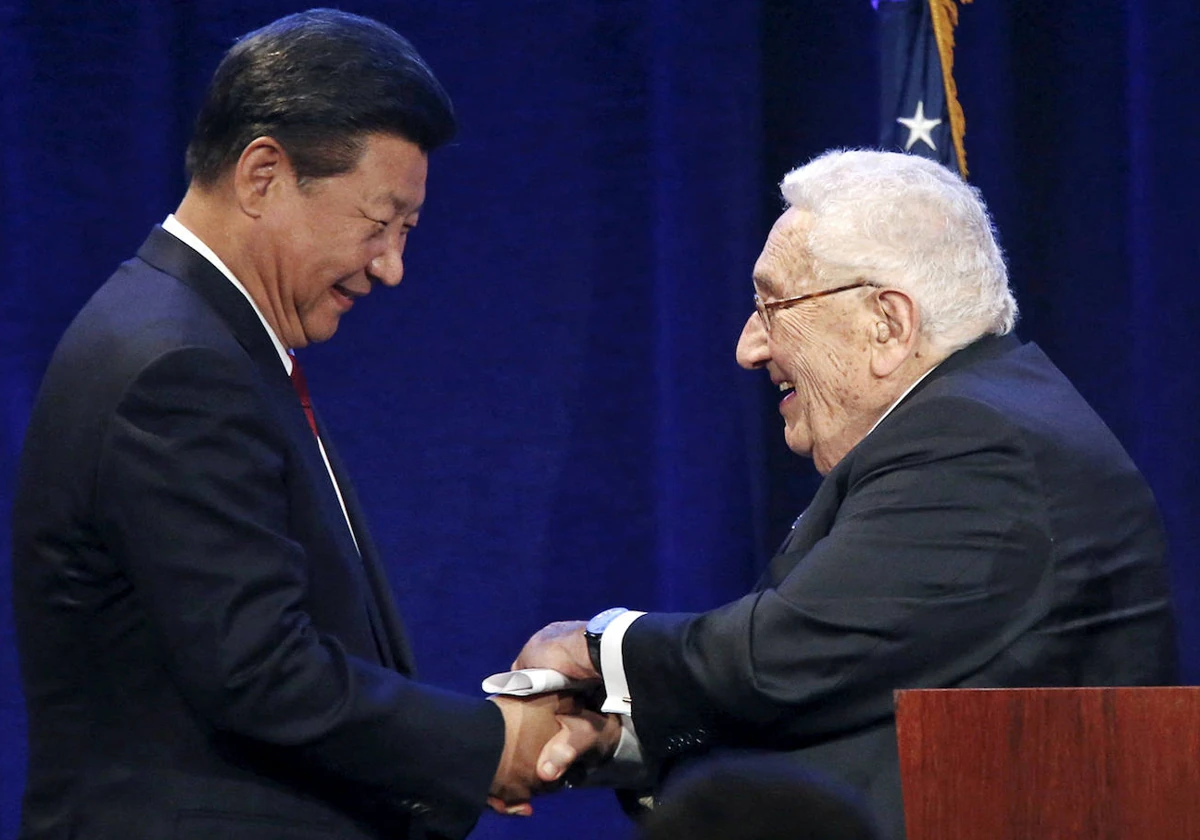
895, 687, 1200, 840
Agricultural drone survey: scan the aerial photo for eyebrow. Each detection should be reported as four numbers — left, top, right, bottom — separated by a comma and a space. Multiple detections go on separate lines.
752, 273, 779, 296
379, 195, 422, 217
392, 196, 423, 216
363, 193, 423, 220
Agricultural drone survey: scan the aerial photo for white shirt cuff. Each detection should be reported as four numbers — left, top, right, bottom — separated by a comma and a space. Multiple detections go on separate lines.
598, 609, 645, 715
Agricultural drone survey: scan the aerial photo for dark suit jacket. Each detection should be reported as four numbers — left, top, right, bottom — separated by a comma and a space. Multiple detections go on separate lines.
620, 333, 1178, 840
12, 228, 504, 840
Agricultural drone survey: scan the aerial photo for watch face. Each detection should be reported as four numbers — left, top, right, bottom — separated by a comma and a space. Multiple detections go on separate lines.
587, 607, 628, 635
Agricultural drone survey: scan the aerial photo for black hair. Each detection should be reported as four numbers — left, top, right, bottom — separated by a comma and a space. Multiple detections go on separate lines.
185, 8, 455, 186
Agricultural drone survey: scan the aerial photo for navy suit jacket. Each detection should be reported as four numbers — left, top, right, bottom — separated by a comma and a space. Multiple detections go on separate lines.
619, 333, 1178, 840
12, 228, 504, 839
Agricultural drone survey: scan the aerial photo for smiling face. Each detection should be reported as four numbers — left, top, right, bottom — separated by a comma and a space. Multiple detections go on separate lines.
249, 132, 428, 348
736, 207, 882, 473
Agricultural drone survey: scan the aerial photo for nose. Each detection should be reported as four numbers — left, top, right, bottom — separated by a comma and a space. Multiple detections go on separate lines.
735, 311, 769, 370
368, 234, 406, 287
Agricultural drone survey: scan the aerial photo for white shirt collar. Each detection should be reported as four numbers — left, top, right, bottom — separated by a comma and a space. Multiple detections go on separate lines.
161, 214, 293, 374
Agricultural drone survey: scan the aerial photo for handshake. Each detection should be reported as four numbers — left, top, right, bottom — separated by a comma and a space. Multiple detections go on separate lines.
486, 620, 622, 816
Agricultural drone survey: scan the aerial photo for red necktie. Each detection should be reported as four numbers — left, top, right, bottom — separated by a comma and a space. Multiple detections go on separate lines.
289, 357, 320, 439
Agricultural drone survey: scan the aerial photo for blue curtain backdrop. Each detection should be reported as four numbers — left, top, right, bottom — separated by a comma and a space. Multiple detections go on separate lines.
1, 1, 1197, 837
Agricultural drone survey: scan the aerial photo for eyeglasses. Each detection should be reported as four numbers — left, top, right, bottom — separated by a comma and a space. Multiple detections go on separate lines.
753, 280, 879, 332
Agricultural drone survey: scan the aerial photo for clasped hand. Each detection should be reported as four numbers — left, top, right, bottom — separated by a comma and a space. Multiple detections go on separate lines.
487, 621, 619, 815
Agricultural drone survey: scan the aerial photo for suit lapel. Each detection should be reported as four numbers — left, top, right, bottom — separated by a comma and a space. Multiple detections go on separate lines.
137, 229, 341, 528
137, 229, 322, 481
137, 227, 280, 368
136, 226, 413, 673
318, 424, 417, 675
762, 470, 846, 587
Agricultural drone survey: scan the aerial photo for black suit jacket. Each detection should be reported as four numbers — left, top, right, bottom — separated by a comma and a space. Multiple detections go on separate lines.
620, 334, 1178, 840
12, 228, 504, 839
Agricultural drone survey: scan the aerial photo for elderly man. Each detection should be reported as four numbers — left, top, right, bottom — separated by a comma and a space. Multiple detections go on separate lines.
12, 10, 589, 840
515, 149, 1178, 839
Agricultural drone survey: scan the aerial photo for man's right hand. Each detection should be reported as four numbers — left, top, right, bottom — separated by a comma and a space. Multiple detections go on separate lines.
486, 693, 620, 815
535, 707, 623, 785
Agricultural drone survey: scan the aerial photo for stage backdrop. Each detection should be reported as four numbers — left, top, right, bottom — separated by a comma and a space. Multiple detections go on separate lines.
1, 1, 1197, 837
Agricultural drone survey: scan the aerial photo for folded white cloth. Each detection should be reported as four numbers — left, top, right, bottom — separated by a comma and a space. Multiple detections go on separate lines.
481, 668, 581, 696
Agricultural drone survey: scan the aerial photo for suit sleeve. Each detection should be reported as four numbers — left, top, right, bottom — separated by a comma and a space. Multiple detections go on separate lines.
95, 345, 502, 839
620, 395, 1053, 762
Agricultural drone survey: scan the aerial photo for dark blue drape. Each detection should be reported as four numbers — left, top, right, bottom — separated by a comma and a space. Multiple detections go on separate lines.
2, 2, 1197, 837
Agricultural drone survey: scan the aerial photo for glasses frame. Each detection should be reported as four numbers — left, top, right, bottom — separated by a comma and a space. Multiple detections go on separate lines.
753, 280, 879, 332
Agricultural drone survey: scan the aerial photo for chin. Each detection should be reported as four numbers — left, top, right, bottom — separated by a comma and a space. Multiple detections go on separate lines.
782, 428, 813, 459
302, 318, 341, 345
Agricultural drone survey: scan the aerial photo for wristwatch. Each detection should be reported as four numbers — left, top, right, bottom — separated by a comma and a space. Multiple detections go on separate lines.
584, 607, 628, 674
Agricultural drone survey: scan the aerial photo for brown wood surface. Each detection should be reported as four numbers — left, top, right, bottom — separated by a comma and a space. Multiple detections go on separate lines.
896, 687, 1200, 840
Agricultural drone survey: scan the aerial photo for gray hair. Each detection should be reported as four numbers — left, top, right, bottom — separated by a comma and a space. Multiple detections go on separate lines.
780, 149, 1016, 351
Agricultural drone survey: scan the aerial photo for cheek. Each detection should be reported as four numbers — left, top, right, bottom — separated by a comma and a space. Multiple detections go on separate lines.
772, 319, 859, 397
771, 320, 825, 378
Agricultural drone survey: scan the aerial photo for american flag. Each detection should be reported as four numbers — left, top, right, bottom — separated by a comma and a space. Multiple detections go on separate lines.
876, 0, 972, 178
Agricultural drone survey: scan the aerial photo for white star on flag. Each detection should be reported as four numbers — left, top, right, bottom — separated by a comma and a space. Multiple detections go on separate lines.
896, 100, 942, 152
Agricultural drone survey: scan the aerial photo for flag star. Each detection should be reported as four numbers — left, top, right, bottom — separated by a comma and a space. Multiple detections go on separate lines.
897, 100, 942, 152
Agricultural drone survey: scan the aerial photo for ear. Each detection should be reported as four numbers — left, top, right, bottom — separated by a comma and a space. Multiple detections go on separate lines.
868, 287, 920, 378
231, 137, 293, 219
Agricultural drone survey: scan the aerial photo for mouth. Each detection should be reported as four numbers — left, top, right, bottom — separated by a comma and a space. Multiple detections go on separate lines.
331, 282, 365, 310
774, 378, 796, 408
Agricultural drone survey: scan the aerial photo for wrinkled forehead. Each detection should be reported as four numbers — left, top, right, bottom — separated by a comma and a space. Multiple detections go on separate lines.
753, 207, 817, 297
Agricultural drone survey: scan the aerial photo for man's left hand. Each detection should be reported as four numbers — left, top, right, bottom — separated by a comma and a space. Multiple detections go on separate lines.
511, 620, 594, 681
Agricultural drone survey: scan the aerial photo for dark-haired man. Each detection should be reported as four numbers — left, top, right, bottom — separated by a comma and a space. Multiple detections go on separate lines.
12, 10, 584, 839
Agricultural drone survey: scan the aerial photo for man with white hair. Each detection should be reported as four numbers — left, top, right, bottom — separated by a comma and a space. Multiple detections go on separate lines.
512, 150, 1178, 838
